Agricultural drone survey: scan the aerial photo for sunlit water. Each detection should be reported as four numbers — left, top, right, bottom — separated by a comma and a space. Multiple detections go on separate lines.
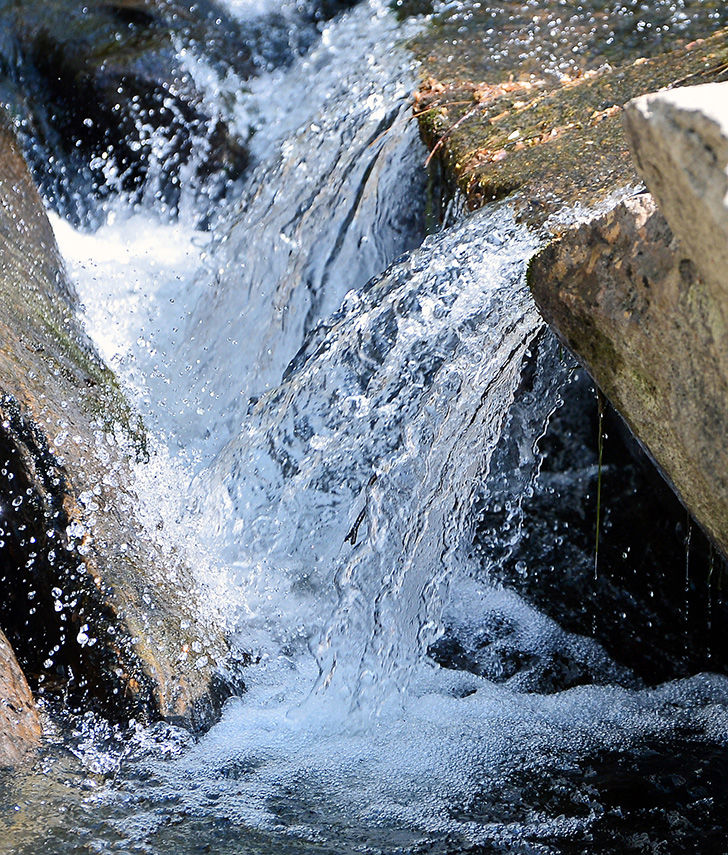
4, 1, 728, 853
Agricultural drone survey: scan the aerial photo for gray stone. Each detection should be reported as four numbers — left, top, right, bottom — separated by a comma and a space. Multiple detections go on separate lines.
528, 191, 728, 557
624, 81, 728, 337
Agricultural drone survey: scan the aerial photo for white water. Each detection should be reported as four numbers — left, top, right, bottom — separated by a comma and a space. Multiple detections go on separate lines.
30, 1, 728, 852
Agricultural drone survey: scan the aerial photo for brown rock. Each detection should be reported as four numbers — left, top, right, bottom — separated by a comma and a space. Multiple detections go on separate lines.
0, 629, 41, 768
528, 192, 728, 557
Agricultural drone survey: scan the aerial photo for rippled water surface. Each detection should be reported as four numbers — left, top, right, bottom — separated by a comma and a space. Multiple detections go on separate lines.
3, 1, 728, 853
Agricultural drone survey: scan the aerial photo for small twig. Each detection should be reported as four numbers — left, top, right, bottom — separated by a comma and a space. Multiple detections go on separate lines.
425, 103, 483, 167
670, 60, 728, 89
412, 100, 477, 118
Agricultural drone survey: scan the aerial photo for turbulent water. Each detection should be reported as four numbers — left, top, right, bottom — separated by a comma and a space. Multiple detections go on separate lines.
4, 1, 728, 853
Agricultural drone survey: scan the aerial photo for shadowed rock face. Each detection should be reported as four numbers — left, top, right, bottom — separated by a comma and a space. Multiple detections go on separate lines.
0, 114, 234, 730
0, 629, 40, 768
0, 0, 250, 221
0, 0, 361, 221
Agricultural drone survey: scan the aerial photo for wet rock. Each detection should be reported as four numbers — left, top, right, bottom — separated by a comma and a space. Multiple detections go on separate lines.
0, 0, 249, 220
413, 7, 728, 561
412, 7, 728, 224
527, 192, 728, 558
0, 114, 233, 729
0, 629, 41, 768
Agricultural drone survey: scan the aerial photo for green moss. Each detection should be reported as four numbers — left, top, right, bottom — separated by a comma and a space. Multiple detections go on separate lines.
38, 313, 148, 458
0, 228, 147, 459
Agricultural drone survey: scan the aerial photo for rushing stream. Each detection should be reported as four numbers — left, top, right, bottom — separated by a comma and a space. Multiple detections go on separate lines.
3, 1, 728, 853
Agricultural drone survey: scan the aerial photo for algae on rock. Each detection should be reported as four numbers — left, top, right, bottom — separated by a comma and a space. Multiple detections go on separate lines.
412, 2, 728, 224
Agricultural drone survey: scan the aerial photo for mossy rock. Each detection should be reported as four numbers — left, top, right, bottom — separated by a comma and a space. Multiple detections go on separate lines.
412, 1, 728, 224
0, 114, 235, 729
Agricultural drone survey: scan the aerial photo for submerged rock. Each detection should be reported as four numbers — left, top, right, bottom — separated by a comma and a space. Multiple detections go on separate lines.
0, 115, 233, 729
0, 0, 362, 220
0, 629, 40, 768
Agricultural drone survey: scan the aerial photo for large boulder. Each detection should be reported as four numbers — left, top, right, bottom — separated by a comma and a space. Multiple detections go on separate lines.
624, 82, 728, 332
413, 6, 728, 559
0, 629, 40, 768
527, 82, 728, 559
527, 192, 728, 558
0, 115, 233, 729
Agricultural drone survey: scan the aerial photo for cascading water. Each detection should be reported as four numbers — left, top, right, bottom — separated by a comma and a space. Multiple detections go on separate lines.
195, 203, 541, 711
54, 1, 428, 464
4, 2, 728, 853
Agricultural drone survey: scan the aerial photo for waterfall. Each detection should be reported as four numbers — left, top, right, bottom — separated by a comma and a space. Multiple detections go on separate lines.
164, 1, 428, 461
8, 2, 728, 853
199, 204, 541, 708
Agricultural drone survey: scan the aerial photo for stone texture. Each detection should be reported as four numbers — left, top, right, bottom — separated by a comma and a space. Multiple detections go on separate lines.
624, 81, 728, 332
0, 629, 41, 768
528, 192, 728, 557
414, 10, 728, 560
412, 12, 728, 224
0, 115, 232, 729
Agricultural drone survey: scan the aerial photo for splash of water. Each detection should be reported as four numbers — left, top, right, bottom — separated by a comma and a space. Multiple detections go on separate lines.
173, 2, 428, 461
22, 2, 728, 854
